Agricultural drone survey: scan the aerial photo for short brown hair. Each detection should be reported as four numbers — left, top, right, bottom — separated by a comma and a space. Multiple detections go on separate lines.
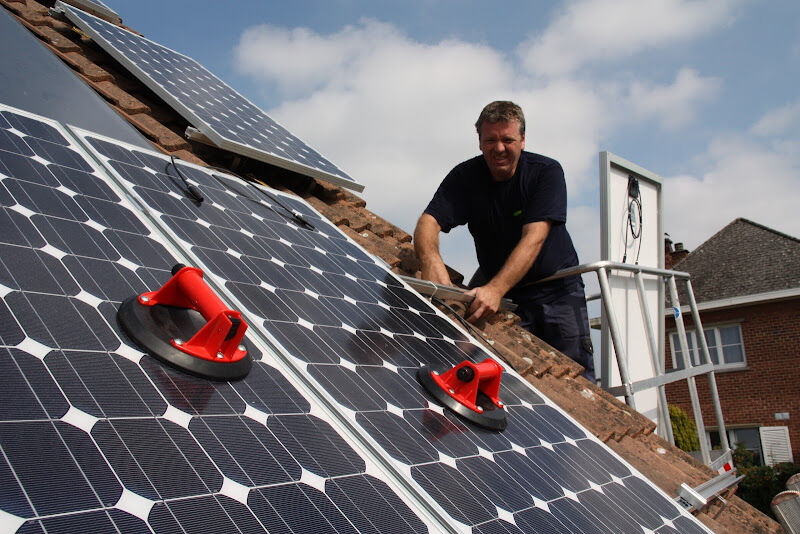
475, 101, 525, 137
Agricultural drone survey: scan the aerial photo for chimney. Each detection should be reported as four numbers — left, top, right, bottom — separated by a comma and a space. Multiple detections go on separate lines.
666, 241, 690, 268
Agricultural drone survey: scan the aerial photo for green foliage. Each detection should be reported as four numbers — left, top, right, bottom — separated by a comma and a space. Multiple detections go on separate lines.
669, 404, 700, 452
732, 441, 756, 468
735, 455, 800, 519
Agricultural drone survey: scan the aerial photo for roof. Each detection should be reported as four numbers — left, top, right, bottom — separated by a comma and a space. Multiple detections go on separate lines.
0, 1, 782, 532
674, 218, 800, 304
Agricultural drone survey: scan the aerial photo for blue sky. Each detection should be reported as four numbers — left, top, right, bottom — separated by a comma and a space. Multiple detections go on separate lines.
109, 0, 800, 281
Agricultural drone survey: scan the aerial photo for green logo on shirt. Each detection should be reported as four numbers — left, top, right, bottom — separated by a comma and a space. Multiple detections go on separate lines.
512, 210, 522, 217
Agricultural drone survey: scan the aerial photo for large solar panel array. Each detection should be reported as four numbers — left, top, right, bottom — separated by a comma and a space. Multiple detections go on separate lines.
0, 103, 431, 533
57, 2, 363, 193
58, 121, 713, 532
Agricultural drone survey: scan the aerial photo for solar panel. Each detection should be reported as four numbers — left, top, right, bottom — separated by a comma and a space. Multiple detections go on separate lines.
60, 0, 120, 24
0, 103, 428, 533
70, 126, 714, 532
57, 2, 364, 193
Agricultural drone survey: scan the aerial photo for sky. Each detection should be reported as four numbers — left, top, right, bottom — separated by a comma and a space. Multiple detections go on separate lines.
109, 0, 800, 284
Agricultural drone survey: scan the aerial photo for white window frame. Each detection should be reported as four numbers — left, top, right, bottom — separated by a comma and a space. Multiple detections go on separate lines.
669, 323, 747, 371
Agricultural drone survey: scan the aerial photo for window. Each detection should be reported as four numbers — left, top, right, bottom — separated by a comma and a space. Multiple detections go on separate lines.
706, 426, 793, 466
670, 324, 746, 370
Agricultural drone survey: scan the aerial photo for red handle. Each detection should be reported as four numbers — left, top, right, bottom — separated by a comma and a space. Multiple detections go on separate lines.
139, 266, 248, 363
429, 358, 504, 412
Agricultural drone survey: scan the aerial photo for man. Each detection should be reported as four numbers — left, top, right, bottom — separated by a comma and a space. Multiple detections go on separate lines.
414, 101, 595, 381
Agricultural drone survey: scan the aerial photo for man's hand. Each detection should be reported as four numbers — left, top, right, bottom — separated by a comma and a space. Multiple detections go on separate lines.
464, 221, 553, 323
414, 213, 452, 286
465, 284, 504, 323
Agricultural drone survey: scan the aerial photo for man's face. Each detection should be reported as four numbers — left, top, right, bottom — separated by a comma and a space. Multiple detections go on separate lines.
479, 120, 525, 181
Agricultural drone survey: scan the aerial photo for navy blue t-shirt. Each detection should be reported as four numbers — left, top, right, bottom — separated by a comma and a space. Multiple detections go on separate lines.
424, 151, 581, 302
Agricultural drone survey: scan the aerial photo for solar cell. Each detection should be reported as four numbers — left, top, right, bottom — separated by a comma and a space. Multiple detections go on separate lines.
57, 2, 363, 192
0, 103, 426, 533
73, 126, 713, 533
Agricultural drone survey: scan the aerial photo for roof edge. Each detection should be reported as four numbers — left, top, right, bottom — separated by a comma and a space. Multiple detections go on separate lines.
734, 217, 800, 243
669, 286, 800, 314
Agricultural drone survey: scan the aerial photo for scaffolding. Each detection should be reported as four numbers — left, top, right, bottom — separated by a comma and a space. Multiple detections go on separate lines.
536, 260, 730, 465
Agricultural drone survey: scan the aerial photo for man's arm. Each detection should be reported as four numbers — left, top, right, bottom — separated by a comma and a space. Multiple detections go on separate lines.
465, 220, 551, 323
413, 213, 452, 285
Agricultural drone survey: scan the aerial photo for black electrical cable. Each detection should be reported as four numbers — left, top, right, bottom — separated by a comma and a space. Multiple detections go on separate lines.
622, 175, 643, 264
629, 195, 643, 264
167, 155, 204, 203
205, 164, 315, 230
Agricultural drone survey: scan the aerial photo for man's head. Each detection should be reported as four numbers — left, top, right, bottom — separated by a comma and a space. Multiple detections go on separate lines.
475, 101, 526, 181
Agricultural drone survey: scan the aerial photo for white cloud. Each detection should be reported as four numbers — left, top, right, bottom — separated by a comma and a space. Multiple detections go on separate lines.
517, 0, 742, 77
626, 68, 720, 129
232, 7, 797, 281
664, 130, 800, 249
751, 97, 800, 137
235, 20, 605, 236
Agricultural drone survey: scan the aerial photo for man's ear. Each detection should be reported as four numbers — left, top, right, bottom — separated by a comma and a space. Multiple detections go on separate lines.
521, 134, 526, 151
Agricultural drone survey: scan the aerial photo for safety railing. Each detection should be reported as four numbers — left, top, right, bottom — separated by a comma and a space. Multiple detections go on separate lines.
535, 260, 730, 466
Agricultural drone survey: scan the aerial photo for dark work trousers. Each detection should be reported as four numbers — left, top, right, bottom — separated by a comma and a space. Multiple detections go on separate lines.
516, 285, 595, 382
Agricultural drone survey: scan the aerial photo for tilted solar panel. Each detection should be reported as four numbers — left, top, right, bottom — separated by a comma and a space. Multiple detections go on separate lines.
56, 2, 363, 193
70, 125, 713, 533
0, 103, 429, 533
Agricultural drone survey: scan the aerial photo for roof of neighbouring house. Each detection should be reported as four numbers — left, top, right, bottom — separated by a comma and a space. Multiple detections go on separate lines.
0, 1, 784, 532
674, 218, 800, 304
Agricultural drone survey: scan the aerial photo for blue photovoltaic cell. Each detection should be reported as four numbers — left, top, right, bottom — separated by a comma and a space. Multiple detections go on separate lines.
58, 3, 363, 192
0, 103, 426, 533
77, 127, 713, 533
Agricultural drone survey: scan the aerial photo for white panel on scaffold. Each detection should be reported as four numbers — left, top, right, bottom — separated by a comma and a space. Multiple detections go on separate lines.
599, 151, 664, 427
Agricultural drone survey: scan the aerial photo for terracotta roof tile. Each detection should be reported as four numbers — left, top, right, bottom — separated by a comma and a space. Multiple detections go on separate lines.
304, 195, 350, 226
1, 0, 48, 25
340, 226, 402, 268
396, 241, 420, 274
56, 51, 114, 82
344, 206, 373, 233
312, 178, 345, 201
20, 18, 81, 51
125, 113, 190, 151
338, 187, 366, 207
85, 79, 150, 113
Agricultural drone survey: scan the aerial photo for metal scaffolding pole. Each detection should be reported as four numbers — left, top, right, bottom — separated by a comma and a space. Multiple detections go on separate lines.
597, 266, 637, 410
634, 271, 674, 444
685, 279, 731, 454
667, 274, 711, 465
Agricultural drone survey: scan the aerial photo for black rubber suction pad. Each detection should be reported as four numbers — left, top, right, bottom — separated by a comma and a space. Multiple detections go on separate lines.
118, 296, 252, 381
417, 366, 507, 431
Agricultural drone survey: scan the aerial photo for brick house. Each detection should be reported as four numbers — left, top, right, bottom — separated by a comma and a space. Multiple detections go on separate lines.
665, 218, 800, 466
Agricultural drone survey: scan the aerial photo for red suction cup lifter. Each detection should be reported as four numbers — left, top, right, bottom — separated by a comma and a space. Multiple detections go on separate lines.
417, 358, 508, 430
138, 266, 248, 364
430, 358, 504, 412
